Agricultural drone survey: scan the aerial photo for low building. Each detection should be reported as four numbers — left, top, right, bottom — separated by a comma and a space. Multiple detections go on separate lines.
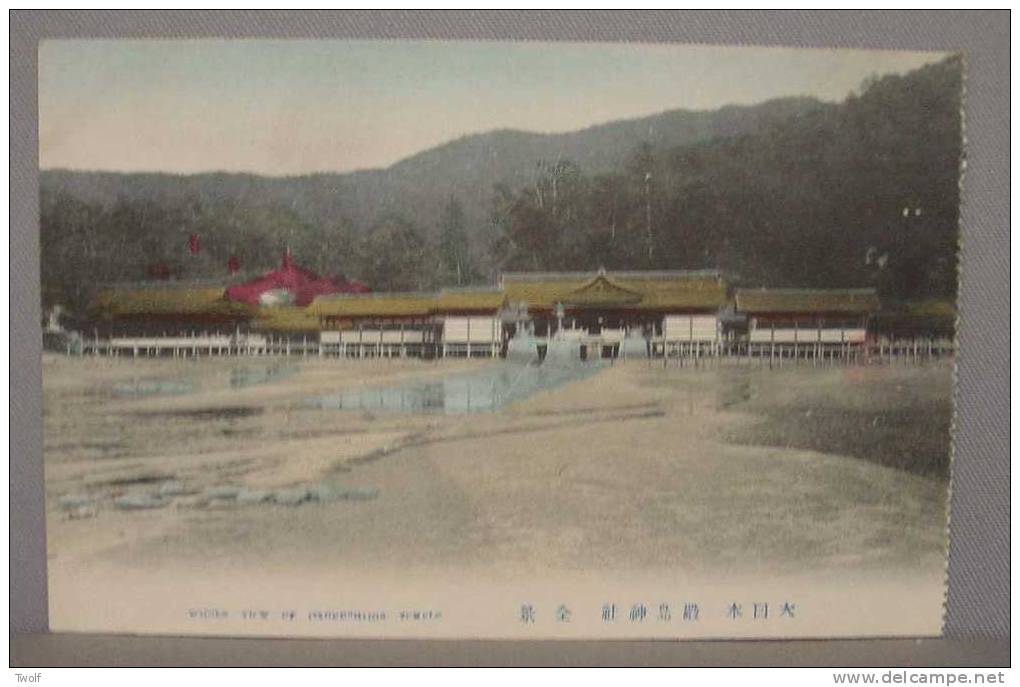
433, 288, 507, 358
870, 298, 956, 340
309, 292, 438, 357
85, 282, 256, 356
74, 266, 905, 363
734, 288, 880, 349
501, 269, 729, 358
83, 252, 367, 356
308, 288, 507, 358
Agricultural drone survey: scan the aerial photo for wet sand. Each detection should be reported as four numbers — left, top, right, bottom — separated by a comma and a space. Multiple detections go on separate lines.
42, 354, 952, 636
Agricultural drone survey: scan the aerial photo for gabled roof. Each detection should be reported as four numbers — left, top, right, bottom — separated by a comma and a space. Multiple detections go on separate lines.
225, 252, 369, 307
734, 288, 880, 314
501, 270, 728, 310
561, 275, 644, 306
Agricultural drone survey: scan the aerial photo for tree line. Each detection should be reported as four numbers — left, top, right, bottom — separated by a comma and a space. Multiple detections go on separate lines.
40, 55, 961, 315
488, 55, 961, 302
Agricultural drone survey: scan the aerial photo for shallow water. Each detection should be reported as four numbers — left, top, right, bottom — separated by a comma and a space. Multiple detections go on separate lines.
109, 363, 297, 397
229, 364, 298, 389
310, 360, 605, 415
111, 379, 195, 396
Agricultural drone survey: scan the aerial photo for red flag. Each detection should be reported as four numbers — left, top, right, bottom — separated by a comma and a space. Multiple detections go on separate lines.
188, 233, 202, 254
147, 263, 171, 280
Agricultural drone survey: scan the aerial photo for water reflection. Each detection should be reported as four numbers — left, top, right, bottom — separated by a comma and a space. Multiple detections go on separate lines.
112, 379, 195, 396
311, 361, 604, 415
230, 364, 298, 389
109, 364, 297, 398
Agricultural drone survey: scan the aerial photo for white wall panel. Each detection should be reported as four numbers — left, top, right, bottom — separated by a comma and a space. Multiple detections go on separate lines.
663, 315, 719, 342
843, 328, 867, 343
443, 317, 501, 344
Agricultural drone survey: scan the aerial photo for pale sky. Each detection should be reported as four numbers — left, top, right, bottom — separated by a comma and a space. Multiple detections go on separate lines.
39, 40, 946, 176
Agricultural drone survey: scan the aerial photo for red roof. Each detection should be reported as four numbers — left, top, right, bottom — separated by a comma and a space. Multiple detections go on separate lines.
225, 252, 370, 307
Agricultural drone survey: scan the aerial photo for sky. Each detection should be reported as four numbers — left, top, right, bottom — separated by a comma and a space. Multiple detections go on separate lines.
38, 40, 947, 176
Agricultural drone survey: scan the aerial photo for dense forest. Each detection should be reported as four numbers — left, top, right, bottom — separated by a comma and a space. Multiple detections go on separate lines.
40, 55, 961, 314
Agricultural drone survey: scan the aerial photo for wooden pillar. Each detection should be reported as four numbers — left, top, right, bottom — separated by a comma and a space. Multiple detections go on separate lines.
769, 322, 775, 370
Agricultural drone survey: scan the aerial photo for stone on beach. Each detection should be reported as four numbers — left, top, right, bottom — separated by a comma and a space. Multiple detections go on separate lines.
273, 487, 313, 506
204, 485, 243, 500
236, 489, 273, 505
58, 493, 95, 510
68, 505, 97, 520
302, 484, 380, 503
113, 493, 170, 510
158, 480, 194, 496
174, 495, 209, 509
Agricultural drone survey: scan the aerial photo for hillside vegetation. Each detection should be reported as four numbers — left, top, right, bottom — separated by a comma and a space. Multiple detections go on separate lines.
40, 55, 961, 312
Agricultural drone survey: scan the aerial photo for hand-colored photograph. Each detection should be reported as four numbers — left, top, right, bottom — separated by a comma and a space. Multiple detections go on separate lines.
39, 40, 960, 638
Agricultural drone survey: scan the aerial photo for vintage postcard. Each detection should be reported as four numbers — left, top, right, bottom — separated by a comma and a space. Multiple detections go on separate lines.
39, 40, 961, 639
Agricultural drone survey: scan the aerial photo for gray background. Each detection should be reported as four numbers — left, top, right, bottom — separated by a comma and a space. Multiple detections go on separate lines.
10, 10, 1009, 666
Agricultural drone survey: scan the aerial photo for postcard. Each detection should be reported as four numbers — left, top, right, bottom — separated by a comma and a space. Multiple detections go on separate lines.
38, 39, 961, 638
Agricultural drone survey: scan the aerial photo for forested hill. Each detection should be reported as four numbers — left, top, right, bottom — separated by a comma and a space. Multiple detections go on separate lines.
41, 96, 821, 239
40, 55, 961, 312
487, 54, 962, 301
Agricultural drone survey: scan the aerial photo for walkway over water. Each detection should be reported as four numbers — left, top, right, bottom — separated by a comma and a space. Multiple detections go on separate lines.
310, 359, 604, 415
69, 330, 955, 367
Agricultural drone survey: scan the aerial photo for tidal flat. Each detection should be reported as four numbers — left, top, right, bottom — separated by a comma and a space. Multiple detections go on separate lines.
42, 353, 952, 630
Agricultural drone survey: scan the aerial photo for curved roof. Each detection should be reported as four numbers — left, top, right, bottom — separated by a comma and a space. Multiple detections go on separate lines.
501, 270, 728, 310
225, 252, 369, 307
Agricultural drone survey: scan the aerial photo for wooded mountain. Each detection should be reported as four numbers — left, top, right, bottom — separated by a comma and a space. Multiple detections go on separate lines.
41, 96, 821, 240
40, 55, 961, 312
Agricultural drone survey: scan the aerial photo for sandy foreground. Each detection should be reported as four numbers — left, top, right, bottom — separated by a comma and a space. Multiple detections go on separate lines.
42, 353, 952, 638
